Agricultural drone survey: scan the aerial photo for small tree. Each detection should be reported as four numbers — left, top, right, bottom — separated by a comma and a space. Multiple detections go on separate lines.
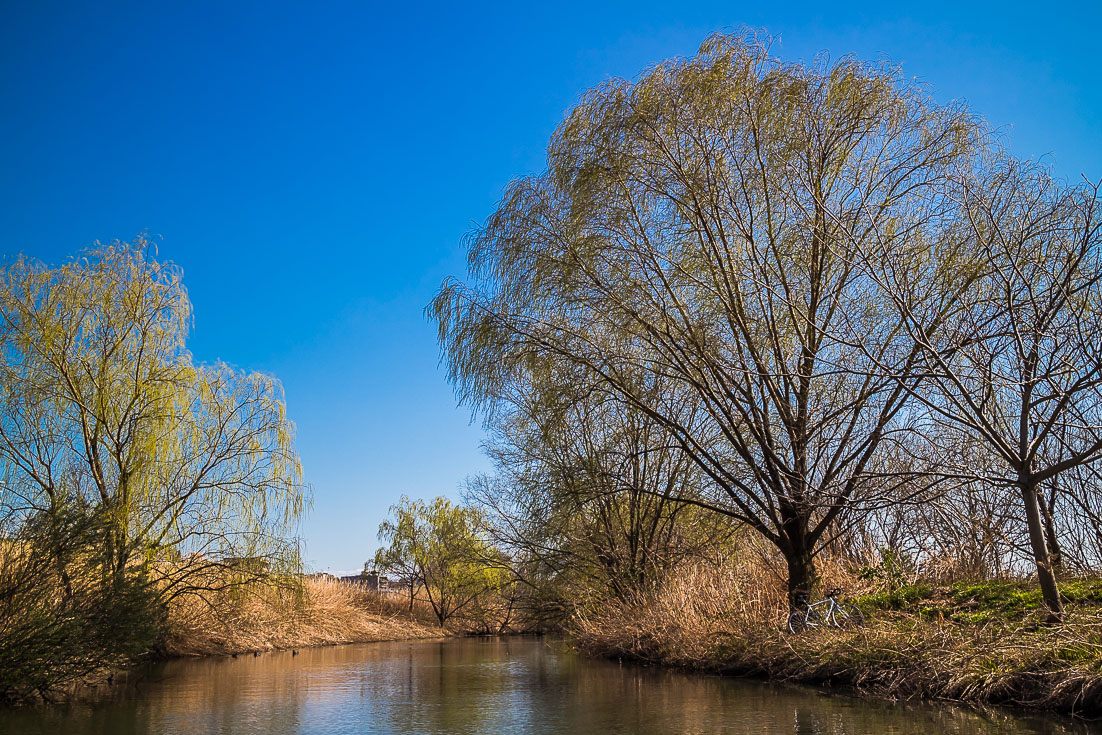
373, 498, 422, 612
375, 496, 505, 626
877, 163, 1102, 620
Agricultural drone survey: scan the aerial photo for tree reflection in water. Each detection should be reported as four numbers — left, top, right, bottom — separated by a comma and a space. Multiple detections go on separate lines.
0, 637, 1094, 735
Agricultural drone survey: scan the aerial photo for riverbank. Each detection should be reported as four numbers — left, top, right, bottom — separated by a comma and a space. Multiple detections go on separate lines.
162, 576, 447, 657
0, 575, 449, 705
570, 564, 1102, 717
10, 636, 1070, 735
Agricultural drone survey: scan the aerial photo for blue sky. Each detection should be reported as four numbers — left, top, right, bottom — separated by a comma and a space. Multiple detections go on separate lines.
2, 1, 1099, 573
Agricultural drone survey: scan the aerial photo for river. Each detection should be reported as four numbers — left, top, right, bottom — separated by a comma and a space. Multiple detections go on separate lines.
0, 637, 1096, 734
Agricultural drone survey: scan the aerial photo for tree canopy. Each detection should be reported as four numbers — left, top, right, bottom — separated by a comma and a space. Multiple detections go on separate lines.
433, 32, 985, 600
432, 33, 1102, 621
0, 238, 307, 594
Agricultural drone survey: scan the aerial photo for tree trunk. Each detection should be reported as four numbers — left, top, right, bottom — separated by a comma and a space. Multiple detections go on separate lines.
1039, 482, 1064, 579
1020, 479, 1063, 622
783, 543, 818, 609
45, 499, 74, 601
781, 505, 819, 608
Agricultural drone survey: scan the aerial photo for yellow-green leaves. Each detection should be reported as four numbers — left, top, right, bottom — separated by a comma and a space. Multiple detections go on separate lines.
375, 495, 507, 625
0, 238, 307, 593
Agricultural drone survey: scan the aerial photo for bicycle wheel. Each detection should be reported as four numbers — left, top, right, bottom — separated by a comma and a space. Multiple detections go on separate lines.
831, 601, 865, 628
787, 607, 824, 633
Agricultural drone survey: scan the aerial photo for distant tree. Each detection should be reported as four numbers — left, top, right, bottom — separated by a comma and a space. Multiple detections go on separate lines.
464, 355, 730, 603
373, 498, 422, 612
374, 496, 506, 625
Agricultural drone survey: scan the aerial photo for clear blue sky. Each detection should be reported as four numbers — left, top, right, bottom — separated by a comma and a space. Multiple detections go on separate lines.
2, 1, 1099, 573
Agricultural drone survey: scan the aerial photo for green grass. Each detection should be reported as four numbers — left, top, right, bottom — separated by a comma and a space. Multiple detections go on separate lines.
854, 577, 1102, 626
948, 580, 1041, 619
1058, 578, 1102, 603
947, 578, 1102, 620
854, 583, 934, 611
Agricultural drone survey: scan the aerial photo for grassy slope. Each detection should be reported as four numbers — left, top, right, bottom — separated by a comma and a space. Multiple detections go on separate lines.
163, 576, 446, 656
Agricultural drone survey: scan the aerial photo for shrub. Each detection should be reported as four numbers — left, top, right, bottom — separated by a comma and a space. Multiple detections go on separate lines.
0, 508, 164, 703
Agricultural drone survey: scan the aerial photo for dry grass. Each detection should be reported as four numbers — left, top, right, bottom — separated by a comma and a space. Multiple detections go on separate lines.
163, 576, 445, 656
570, 557, 1102, 716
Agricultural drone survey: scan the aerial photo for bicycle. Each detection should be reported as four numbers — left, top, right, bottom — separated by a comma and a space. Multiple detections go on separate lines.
786, 587, 865, 633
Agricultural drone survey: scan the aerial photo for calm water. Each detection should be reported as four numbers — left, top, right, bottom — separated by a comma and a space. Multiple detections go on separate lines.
0, 637, 1097, 735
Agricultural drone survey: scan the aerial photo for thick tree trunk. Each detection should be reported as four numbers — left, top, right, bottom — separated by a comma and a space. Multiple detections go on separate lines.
779, 503, 819, 608
1020, 479, 1063, 622
783, 535, 818, 609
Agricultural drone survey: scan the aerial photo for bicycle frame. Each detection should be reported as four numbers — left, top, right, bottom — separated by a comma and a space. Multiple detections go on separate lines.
788, 588, 864, 633
796, 594, 842, 628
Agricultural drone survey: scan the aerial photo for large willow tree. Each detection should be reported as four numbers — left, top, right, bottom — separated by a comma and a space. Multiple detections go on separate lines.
0, 238, 306, 596
433, 33, 984, 601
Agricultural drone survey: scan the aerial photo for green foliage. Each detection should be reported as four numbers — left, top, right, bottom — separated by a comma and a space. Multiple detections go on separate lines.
0, 238, 307, 595
856, 549, 914, 593
375, 496, 512, 627
0, 239, 308, 700
856, 583, 934, 611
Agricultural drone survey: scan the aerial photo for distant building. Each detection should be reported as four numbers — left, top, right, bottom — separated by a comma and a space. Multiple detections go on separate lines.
365, 569, 390, 592
341, 569, 390, 592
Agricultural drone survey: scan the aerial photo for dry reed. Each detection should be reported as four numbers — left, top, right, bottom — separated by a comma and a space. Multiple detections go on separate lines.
570, 557, 1102, 716
163, 576, 444, 656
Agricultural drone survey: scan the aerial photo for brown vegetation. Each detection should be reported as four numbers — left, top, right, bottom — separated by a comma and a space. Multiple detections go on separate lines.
162, 576, 445, 657
570, 557, 1102, 716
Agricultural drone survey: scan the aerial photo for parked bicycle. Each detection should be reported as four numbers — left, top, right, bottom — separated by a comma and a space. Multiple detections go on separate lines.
786, 587, 865, 633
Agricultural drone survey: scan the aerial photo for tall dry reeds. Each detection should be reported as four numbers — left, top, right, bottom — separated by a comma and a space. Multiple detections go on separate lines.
163, 576, 443, 656
570, 555, 1102, 715
571, 551, 862, 663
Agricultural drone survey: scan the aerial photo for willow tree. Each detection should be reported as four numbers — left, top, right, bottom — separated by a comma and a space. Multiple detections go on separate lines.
375, 496, 506, 626
466, 355, 725, 602
0, 239, 306, 595
433, 33, 983, 601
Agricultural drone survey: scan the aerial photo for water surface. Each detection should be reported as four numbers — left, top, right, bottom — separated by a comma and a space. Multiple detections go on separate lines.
1, 637, 1096, 734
